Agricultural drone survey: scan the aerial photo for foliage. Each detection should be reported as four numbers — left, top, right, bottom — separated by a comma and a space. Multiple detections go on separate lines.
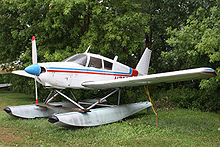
80, 0, 150, 67
152, 86, 219, 112
136, 0, 217, 72
165, 5, 219, 81
164, 4, 219, 111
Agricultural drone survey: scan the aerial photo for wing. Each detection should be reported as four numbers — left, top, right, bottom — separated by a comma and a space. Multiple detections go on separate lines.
12, 70, 35, 78
82, 67, 216, 89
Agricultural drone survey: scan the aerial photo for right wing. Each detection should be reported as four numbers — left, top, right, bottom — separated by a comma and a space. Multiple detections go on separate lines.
82, 67, 216, 89
12, 70, 35, 78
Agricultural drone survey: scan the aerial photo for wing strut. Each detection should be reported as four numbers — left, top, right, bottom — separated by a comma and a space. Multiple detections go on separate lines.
144, 86, 158, 128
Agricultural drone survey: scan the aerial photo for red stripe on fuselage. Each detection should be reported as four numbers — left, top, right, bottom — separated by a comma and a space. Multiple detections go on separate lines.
47, 68, 138, 77
131, 69, 138, 76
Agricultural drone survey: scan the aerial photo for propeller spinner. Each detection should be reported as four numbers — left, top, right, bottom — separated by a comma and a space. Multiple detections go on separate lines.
25, 64, 41, 76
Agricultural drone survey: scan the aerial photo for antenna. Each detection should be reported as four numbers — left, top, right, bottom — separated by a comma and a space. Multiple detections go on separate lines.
114, 56, 118, 61
85, 45, 91, 53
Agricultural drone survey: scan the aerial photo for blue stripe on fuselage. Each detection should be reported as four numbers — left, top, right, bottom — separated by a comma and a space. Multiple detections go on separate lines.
46, 67, 132, 75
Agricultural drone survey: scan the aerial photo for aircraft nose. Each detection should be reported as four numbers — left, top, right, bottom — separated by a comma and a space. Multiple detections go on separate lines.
25, 64, 41, 76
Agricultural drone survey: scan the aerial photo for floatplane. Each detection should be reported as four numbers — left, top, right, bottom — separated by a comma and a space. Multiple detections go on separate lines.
4, 36, 216, 127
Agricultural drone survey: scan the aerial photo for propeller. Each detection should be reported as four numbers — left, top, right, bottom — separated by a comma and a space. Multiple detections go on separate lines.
24, 36, 39, 104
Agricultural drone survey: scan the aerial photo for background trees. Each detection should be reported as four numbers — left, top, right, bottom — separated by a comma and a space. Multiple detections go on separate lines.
164, 5, 219, 111
0, 0, 219, 111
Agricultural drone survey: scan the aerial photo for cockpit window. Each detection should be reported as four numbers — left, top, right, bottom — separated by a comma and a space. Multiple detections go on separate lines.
88, 57, 102, 69
64, 54, 87, 66
104, 60, 112, 70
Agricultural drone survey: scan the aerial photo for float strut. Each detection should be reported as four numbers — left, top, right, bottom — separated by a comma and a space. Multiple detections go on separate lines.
118, 89, 121, 105
55, 90, 85, 110
87, 89, 119, 110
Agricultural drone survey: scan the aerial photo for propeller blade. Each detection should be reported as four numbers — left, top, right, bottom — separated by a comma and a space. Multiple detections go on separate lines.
34, 77, 38, 104
32, 36, 38, 104
32, 36, 37, 64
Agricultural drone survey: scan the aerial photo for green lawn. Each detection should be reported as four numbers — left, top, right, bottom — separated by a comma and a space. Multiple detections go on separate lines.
0, 90, 219, 146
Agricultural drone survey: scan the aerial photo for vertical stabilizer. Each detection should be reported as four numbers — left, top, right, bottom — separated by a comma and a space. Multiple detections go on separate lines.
136, 48, 152, 75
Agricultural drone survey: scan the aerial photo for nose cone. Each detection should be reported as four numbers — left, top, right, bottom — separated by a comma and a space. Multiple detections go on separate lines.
25, 64, 41, 76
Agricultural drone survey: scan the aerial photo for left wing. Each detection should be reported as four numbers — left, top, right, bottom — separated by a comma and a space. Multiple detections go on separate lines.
12, 70, 35, 78
82, 67, 216, 89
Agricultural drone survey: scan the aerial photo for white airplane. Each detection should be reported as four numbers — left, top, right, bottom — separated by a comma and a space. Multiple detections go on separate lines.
4, 36, 216, 127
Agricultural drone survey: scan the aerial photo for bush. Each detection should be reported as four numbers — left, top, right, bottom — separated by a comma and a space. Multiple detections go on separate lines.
151, 86, 219, 112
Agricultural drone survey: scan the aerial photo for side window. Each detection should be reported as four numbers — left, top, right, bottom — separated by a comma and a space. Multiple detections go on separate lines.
104, 60, 112, 70
88, 57, 102, 69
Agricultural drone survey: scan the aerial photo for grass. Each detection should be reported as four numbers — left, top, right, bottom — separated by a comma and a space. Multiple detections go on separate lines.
0, 90, 219, 146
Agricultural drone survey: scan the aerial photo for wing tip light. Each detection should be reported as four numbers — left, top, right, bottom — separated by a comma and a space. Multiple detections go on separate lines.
202, 68, 217, 76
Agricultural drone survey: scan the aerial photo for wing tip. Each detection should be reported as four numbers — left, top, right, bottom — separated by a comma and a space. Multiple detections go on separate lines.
202, 68, 217, 76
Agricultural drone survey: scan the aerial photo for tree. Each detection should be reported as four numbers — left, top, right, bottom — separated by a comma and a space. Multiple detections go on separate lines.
80, 0, 150, 67
136, 0, 216, 73
0, 0, 51, 63
164, 5, 219, 111
166, 6, 219, 89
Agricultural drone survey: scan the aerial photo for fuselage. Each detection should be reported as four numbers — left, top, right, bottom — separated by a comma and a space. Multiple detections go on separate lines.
34, 53, 138, 89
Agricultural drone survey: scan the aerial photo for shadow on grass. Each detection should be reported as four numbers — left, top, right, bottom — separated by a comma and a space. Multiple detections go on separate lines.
124, 110, 152, 120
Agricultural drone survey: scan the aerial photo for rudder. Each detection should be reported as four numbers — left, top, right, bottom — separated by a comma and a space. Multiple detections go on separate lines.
136, 47, 152, 75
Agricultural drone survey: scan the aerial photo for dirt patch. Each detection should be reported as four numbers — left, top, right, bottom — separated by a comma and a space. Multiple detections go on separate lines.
0, 128, 22, 144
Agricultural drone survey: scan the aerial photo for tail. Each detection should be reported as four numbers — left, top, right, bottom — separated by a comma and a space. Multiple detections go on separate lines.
136, 47, 152, 76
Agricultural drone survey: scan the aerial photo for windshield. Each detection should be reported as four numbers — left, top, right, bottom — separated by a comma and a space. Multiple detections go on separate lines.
64, 54, 87, 66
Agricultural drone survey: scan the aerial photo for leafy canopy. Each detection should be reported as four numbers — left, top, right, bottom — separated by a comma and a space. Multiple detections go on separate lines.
166, 6, 219, 91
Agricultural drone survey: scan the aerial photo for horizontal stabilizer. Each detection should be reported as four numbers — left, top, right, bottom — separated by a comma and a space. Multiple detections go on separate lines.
82, 67, 216, 89
12, 70, 35, 78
